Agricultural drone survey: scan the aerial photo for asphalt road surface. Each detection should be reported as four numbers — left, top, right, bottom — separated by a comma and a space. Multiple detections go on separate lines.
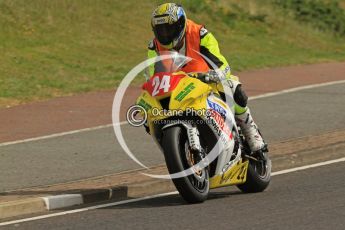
2, 161, 344, 230
1, 83, 345, 192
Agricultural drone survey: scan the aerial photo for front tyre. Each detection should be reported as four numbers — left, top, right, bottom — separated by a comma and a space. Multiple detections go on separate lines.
237, 152, 271, 193
162, 126, 209, 203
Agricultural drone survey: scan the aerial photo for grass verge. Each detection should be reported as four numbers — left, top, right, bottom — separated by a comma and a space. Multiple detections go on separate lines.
1, 0, 345, 107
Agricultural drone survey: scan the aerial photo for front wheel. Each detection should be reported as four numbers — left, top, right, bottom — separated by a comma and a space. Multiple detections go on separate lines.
162, 126, 209, 203
237, 152, 271, 193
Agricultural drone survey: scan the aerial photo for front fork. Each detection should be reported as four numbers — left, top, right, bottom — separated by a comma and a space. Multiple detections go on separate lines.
162, 122, 207, 169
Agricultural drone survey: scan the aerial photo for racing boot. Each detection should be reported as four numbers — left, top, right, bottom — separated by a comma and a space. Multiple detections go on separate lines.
236, 108, 266, 153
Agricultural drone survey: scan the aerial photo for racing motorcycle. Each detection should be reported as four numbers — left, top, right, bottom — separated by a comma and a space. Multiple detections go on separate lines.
134, 55, 271, 203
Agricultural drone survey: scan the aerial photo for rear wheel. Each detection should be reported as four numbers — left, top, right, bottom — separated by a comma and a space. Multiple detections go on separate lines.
162, 126, 209, 203
237, 151, 271, 193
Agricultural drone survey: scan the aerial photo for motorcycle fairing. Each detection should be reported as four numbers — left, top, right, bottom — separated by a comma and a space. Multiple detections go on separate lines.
135, 72, 249, 188
210, 159, 249, 188
142, 72, 186, 97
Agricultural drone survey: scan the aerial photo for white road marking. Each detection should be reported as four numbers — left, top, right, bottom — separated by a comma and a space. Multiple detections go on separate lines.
249, 79, 345, 100
0, 80, 344, 147
1, 157, 344, 226
0, 192, 179, 226
0, 122, 125, 147
271, 157, 345, 176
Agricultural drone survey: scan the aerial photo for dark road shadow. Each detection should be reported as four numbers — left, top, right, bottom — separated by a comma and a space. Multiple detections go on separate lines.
104, 189, 245, 210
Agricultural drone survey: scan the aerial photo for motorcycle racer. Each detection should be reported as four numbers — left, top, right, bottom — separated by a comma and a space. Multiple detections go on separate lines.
147, 3, 267, 153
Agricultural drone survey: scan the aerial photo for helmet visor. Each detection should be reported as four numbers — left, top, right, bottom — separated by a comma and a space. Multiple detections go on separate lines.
153, 17, 185, 46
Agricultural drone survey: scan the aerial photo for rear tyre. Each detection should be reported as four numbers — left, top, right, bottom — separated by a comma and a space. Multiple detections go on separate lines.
237, 152, 271, 193
162, 126, 209, 203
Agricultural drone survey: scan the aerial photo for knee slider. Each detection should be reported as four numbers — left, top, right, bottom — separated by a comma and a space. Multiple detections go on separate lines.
234, 85, 248, 107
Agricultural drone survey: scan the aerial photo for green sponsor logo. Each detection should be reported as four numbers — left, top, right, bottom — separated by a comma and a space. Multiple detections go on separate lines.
138, 99, 152, 111
174, 83, 196, 102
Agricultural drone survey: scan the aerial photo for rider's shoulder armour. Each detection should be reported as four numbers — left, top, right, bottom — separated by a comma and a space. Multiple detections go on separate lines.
200, 26, 209, 39
148, 39, 156, 51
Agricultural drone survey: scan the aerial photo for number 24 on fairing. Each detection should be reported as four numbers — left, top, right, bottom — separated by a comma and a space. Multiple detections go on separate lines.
152, 75, 171, 96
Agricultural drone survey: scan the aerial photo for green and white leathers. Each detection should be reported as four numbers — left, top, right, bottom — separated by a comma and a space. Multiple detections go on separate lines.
148, 3, 266, 153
